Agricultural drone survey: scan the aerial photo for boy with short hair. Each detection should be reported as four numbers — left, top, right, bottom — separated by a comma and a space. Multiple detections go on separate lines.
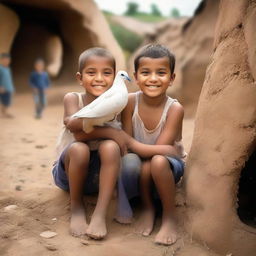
29, 58, 50, 119
117, 44, 186, 245
0, 53, 15, 118
52, 47, 124, 239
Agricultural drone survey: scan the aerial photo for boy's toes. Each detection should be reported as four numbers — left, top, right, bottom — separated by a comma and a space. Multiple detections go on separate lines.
155, 234, 177, 246
86, 229, 106, 240
142, 228, 152, 236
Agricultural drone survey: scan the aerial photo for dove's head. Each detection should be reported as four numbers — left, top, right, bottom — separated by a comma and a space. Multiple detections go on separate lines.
117, 71, 131, 82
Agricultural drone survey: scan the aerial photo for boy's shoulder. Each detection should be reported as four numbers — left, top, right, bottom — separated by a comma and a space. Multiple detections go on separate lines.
166, 98, 184, 118
127, 92, 137, 108
63, 92, 85, 106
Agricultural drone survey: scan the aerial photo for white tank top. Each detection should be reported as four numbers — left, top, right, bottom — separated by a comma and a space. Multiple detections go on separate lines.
56, 92, 99, 157
132, 91, 186, 158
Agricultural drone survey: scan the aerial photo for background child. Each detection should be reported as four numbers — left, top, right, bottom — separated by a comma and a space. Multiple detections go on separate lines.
0, 53, 15, 118
117, 44, 186, 246
29, 58, 50, 119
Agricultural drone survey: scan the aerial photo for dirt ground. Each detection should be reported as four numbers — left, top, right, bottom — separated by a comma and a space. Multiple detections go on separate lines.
0, 85, 220, 256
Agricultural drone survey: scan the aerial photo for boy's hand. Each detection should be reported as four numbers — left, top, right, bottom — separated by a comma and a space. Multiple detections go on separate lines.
73, 127, 130, 156
0, 87, 5, 93
114, 129, 130, 156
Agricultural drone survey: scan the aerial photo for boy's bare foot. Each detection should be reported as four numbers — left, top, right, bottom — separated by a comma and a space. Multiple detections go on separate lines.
154, 216, 177, 245
135, 208, 155, 236
86, 213, 107, 239
70, 208, 88, 237
114, 215, 133, 224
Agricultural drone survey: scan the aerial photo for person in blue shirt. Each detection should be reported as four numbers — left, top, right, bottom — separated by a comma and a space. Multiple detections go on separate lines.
0, 53, 15, 118
29, 58, 50, 119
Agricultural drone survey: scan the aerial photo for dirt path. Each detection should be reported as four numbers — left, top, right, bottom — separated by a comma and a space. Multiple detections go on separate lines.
0, 87, 219, 256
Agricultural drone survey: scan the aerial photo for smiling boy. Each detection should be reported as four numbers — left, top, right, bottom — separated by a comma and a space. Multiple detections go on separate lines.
117, 44, 186, 245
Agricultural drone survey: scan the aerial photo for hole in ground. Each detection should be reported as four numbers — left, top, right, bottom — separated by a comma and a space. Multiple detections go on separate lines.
237, 149, 256, 227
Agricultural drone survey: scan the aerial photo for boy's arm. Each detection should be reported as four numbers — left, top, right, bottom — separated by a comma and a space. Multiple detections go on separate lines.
128, 137, 177, 158
121, 93, 180, 158
45, 72, 50, 87
128, 101, 184, 158
64, 93, 128, 153
0, 70, 5, 93
121, 93, 135, 136
156, 101, 184, 149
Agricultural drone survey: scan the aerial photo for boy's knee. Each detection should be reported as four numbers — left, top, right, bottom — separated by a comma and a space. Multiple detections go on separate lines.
99, 140, 120, 155
121, 153, 141, 178
151, 155, 169, 171
68, 142, 90, 158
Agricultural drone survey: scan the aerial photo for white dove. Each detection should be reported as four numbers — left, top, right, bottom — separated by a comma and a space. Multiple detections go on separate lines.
72, 70, 131, 133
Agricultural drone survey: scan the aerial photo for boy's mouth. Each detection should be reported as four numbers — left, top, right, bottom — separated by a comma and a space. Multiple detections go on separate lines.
146, 85, 160, 88
92, 84, 106, 88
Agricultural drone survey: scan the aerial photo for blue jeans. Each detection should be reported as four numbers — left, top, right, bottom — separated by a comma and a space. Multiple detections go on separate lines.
117, 153, 185, 220
33, 89, 46, 118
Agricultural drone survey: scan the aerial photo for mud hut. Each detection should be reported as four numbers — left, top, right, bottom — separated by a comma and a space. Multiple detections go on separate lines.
184, 0, 256, 255
0, 0, 125, 90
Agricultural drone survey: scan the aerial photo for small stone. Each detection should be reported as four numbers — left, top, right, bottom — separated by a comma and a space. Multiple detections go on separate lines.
52, 218, 57, 221
15, 185, 22, 191
45, 243, 57, 251
35, 145, 47, 149
40, 231, 57, 238
81, 240, 89, 246
4, 205, 18, 211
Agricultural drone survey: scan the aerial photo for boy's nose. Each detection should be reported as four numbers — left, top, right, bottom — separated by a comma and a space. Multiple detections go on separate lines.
149, 73, 158, 82
95, 72, 103, 81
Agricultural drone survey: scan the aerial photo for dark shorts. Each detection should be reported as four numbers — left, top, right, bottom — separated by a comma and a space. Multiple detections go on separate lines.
52, 146, 101, 194
165, 156, 185, 183
0, 91, 12, 106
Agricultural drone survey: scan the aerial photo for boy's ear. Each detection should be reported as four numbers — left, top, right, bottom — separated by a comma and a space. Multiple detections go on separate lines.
169, 73, 176, 86
133, 71, 138, 81
76, 72, 82, 85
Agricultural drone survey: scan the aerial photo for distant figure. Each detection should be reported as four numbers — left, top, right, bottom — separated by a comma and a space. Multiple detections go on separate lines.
29, 58, 50, 119
0, 53, 15, 118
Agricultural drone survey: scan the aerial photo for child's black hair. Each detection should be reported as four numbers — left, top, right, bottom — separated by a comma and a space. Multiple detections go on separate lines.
134, 44, 175, 74
78, 47, 116, 73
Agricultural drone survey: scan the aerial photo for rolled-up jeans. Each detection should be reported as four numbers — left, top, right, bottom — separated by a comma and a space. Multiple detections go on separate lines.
34, 89, 46, 117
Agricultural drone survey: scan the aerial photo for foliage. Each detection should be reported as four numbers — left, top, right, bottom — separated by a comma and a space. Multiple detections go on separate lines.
170, 8, 180, 17
108, 21, 143, 55
150, 4, 162, 16
124, 2, 139, 16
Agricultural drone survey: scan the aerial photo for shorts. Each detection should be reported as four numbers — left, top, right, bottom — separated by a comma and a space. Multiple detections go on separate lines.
119, 153, 184, 200
117, 153, 185, 219
52, 146, 101, 194
165, 156, 185, 183
0, 91, 12, 106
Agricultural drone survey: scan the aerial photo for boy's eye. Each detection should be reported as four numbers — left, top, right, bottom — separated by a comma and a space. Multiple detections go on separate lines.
86, 71, 95, 75
158, 71, 167, 75
141, 71, 149, 75
104, 72, 113, 75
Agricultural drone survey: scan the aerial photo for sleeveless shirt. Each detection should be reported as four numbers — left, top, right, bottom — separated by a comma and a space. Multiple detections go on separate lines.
132, 91, 186, 158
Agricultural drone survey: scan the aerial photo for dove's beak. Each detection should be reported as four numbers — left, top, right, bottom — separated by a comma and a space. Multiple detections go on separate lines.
125, 75, 131, 82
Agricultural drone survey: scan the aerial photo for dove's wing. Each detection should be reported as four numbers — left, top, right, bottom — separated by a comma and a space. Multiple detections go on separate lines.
73, 91, 127, 118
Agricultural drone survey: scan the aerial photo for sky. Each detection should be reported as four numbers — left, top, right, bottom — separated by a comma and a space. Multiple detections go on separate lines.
94, 0, 202, 17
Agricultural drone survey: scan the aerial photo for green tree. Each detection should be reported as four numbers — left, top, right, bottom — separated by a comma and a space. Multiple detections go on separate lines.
150, 3, 162, 16
170, 8, 180, 17
125, 2, 139, 16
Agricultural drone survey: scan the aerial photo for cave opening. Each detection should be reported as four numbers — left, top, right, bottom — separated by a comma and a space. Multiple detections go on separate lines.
237, 149, 256, 228
3, 3, 65, 90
